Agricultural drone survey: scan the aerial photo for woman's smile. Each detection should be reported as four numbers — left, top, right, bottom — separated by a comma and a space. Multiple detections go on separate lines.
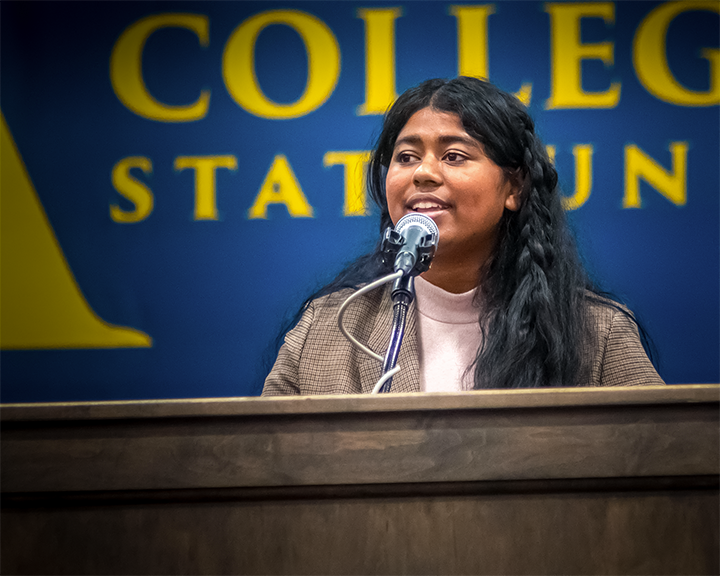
406, 193, 451, 218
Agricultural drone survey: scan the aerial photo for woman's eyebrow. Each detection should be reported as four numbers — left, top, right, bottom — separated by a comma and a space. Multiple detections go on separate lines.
393, 135, 423, 148
394, 134, 479, 148
437, 134, 479, 147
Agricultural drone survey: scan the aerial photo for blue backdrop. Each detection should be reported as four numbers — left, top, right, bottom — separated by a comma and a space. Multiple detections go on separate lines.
1, 1, 718, 402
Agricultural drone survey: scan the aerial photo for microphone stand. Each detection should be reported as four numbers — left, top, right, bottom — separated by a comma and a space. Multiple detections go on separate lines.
378, 274, 414, 393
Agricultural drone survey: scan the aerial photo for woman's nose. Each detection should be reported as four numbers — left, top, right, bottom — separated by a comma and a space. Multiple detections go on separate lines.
413, 156, 442, 186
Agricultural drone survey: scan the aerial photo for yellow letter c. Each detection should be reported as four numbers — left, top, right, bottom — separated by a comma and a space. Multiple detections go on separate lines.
110, 13, 210, 122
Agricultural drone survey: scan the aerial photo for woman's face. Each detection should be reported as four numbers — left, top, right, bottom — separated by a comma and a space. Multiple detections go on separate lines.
385, 107, 520, 266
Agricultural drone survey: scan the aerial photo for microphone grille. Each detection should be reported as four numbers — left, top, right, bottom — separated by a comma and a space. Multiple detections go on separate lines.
394, 213, 439, 243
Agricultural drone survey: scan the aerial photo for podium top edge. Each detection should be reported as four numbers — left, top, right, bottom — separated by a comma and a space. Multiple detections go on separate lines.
1, 384, 718, 422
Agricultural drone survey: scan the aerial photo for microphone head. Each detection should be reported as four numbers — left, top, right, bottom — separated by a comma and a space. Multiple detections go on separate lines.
391, 213, 439, 275
394, 212, 440, 246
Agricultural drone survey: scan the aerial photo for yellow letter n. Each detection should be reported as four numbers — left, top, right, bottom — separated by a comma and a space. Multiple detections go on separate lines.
623, 142, 688, 208
248, 155, 314, 219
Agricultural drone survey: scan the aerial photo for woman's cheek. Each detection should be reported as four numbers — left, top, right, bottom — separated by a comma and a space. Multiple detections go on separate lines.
385, 176, 404, 223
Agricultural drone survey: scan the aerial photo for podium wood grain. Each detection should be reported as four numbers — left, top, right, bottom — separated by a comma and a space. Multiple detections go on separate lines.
2, 385, 718, 575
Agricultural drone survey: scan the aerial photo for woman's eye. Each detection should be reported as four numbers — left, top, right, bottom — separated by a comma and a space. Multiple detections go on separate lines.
445, 152, 465, 162
397, 152, 414, 163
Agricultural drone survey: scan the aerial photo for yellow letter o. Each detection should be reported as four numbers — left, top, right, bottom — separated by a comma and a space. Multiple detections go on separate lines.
222, 10, 340, 119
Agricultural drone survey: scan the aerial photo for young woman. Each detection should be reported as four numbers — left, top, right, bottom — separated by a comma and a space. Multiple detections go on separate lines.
262, 77, 664, 395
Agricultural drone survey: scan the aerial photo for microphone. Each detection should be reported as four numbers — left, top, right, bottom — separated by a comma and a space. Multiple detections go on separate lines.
383, 213, 440, 276
376, 213, 439, 392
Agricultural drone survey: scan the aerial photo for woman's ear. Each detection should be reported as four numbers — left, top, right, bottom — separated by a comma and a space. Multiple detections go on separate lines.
503, 168, 524, 212
504, 187, 521, 211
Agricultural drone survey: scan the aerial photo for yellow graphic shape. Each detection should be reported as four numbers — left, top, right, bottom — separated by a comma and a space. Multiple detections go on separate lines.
0, 112, 152, 349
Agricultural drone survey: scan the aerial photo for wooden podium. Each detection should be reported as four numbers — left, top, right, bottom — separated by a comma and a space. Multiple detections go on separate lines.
2, 385, 718, 575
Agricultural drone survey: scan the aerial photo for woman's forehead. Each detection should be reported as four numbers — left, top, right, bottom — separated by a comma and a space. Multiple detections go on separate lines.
394, 108, 476, 145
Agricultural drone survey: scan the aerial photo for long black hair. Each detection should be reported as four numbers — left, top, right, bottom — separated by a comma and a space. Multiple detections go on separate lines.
266, 76, 649, 389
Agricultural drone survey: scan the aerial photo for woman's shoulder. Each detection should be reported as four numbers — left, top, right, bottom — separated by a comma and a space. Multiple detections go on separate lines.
583, 290, 635, 322
581, 290, 664, 386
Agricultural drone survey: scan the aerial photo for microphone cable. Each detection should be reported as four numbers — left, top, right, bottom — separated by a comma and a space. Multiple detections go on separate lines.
337, 270, 403, 394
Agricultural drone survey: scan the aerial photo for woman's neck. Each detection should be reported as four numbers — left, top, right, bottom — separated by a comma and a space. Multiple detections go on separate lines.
420, 258, 481, 294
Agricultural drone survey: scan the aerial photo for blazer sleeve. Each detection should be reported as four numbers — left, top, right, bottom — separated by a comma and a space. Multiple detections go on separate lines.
597, 306, 665, 387
261, 303, 315, 396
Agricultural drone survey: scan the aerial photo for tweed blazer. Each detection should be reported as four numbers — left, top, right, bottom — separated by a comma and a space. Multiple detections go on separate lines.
262, 285, 664, 396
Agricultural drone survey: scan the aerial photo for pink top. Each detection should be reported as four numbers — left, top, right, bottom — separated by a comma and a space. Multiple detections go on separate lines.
413, 276, 483, 392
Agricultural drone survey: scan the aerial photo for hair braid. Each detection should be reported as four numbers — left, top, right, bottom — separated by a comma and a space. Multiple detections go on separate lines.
473, 125, 586, 388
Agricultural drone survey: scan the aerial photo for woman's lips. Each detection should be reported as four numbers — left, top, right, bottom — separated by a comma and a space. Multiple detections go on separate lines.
409, 203, 450, 219
407, 196, 451, 215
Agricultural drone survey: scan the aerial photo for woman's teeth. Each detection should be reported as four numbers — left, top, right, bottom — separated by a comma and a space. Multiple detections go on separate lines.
413, 202, 443, 211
